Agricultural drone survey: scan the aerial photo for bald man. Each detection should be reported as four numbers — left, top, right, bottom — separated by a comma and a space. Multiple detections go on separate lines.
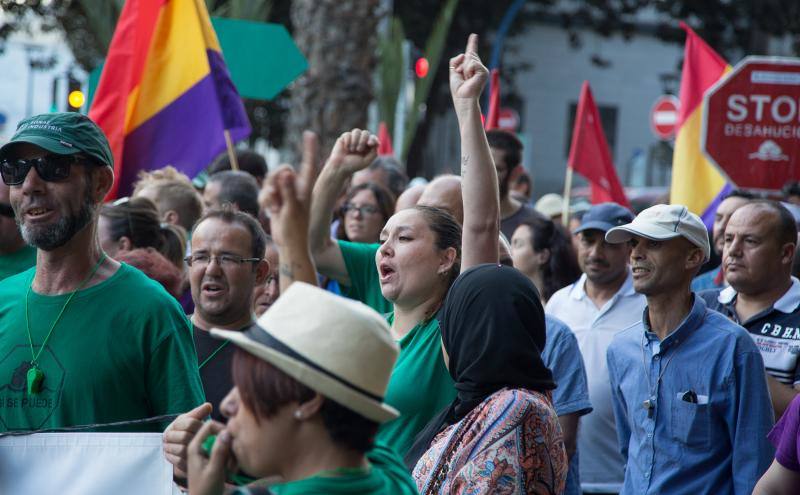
417, 175, 464, 224
0, 181, 35, 280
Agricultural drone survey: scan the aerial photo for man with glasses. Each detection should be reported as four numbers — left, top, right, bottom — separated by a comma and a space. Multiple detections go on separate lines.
162, 208, 270, 479
0, 181, 36, 280
0, 112, 204, 433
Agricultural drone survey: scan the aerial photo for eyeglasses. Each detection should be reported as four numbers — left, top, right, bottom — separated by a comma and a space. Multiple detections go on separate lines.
0, 154, 97, 186
343, 203, 379, 216
184, 253, 262, 268
0, 203, 14, 218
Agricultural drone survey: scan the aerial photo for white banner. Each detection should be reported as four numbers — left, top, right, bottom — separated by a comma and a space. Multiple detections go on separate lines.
0, 432, 182, 494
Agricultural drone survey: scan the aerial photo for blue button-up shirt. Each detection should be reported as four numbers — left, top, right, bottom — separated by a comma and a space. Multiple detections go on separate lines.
607, 295, 774, 495
542, 315, 593, 495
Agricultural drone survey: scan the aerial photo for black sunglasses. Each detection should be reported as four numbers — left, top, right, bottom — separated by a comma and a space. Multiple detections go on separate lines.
0, 203, 13, 218
0, 154, 98, 186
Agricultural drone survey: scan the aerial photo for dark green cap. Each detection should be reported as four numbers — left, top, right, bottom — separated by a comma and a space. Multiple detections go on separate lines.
0, 113, 113, 167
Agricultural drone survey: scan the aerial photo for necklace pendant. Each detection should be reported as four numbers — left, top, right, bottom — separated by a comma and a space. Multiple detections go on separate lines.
26, 366, 44, 395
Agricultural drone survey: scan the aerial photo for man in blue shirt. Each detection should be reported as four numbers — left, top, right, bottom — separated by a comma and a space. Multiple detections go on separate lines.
542, 315, 593, 495
604, 204, 774, 495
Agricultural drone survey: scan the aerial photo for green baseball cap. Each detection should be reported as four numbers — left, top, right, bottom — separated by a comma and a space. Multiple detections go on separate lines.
0, 112, 113, 167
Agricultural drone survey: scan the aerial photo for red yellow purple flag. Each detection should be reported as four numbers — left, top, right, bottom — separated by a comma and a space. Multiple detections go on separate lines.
670, 22, 731, 215
89, 0, 250, 199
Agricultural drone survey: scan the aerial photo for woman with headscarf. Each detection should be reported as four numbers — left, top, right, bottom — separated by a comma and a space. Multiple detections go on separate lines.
407, 264, 568, 494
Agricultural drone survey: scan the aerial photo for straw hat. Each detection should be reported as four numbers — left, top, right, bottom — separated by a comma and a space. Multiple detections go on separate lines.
211, 282, 399, 423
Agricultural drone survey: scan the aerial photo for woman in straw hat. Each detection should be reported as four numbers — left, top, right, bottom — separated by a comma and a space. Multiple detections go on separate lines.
306, 33, 499, 458
186, 283, 419, 495
406, 264, 568, 494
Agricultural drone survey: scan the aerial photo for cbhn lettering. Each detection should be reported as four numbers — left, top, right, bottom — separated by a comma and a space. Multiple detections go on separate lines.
760, 323, 800, 339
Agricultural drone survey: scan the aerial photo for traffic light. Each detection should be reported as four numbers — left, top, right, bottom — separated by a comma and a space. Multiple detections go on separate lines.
66, 76, 85, 112
415, 57, 429, 78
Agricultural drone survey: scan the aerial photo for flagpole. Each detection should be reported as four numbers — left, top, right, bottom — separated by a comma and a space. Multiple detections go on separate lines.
561, 165, 573, 228
223, 129, 240, 171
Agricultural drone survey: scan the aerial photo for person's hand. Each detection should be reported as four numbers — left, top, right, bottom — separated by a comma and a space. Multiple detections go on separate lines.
449, 33, 488, 105
187, 420, 235, 495
163, 402, 212, 480
323, 128, 379, 179
262, 130, 319, 247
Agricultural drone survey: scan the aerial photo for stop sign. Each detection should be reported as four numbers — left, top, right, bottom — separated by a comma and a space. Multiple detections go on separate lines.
498, 107, 520, 131
702, 56, 800, 190
650, 95, 679, 140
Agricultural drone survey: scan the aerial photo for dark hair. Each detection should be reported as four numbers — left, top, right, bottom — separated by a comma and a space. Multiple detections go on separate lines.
517, 216, 581, 301
195, 207, 267, 260
209, 149, 268, 181
100, 197, 186, 264
336, 182, 396, 241
783, 181, 800, 198
486, 129, 523, 169
207, 170, 260, 218
367, 156, 408, 199
232, 348, 379, 454
748, 200, 798, 247
724, 189, 757, 201
412, 205, 462, 288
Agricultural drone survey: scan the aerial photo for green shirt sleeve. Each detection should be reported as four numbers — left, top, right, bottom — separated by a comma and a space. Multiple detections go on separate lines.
337, 240, 392, 315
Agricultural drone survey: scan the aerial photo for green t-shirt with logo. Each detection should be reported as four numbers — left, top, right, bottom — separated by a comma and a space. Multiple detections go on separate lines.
337, 240, 391, 315
337, 240, 456, 457
0, 245, 36, 282
0, 263, 205, 432
266, 443, 418, 495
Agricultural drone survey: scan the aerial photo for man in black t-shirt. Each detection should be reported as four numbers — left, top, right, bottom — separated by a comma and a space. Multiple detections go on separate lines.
487, 130, 542, 239
162, 208, 269, 480
700, 200, 800, 418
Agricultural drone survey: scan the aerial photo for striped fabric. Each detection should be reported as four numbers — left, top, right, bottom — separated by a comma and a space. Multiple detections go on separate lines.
670, 22, 730, 216
89, 0, 250, 199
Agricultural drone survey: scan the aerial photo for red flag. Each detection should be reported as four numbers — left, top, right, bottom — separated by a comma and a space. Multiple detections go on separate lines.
485, 68, 500, 130
377, 121, 394, 156
567, 82, 630, 207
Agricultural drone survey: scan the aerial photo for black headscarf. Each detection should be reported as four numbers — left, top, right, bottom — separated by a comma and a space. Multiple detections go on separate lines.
405, 263, 555, 468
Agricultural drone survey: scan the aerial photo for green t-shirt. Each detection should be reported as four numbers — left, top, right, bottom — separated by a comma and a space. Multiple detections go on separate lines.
337, 240, 391, 315
376, 313, 456, 457
266, 443, 418, 495
0, 245, 36, 282
338, 239, 456, 457
0, 263, 205, 432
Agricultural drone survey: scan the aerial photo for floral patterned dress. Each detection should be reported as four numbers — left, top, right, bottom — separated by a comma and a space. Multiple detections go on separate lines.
412, 388, 567, 495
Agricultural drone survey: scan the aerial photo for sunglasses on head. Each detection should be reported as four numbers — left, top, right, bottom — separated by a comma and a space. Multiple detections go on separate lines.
0, 154, 98, 186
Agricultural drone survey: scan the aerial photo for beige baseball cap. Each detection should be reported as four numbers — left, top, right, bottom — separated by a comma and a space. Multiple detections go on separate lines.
605, 204, 710, 262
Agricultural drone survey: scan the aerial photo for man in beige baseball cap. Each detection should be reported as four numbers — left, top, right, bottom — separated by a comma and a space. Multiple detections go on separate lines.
601, 204, 773, 494
604, 203, 710, 262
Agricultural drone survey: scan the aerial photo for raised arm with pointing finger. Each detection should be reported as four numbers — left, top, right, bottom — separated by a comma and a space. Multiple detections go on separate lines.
262, 130, 321, 292
451, 33, 499, 270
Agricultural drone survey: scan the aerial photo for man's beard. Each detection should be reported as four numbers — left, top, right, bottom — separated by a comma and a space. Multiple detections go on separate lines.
17, 192, 95, 251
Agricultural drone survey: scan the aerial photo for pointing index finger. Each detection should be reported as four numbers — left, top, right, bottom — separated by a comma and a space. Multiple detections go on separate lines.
465, 33, 479, 56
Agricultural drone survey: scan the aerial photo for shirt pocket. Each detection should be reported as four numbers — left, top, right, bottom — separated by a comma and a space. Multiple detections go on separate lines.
670, 394, 711, 449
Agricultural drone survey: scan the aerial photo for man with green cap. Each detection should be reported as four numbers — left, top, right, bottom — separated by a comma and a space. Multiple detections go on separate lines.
0, 113, 205, 433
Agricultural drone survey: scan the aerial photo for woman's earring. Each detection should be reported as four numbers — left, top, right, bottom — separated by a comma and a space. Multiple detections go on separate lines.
294, 410, 303, 420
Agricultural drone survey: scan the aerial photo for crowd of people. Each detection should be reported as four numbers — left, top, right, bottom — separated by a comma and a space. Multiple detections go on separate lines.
0, 33, 799, 495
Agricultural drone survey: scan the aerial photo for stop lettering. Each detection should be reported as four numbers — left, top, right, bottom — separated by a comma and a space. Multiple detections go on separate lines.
702, 56, 800, 190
